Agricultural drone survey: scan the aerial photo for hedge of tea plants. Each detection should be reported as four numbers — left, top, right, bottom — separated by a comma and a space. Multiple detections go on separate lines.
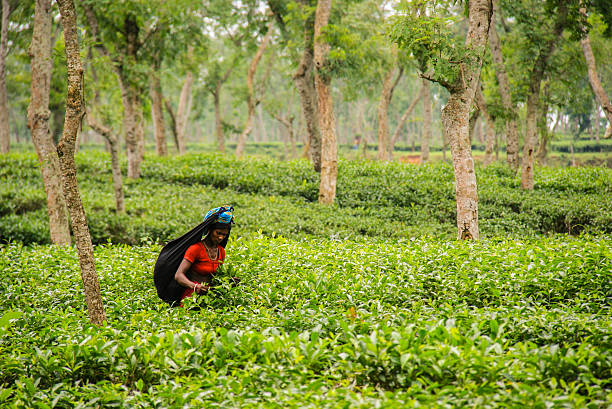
1, 151, 610, 245
0, 234, 610, 407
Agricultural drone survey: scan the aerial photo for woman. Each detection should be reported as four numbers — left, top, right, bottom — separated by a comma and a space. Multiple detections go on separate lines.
174, 206, 233, 302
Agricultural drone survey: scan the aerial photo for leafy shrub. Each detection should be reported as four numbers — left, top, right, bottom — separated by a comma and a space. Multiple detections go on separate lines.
0, 235, 610, 406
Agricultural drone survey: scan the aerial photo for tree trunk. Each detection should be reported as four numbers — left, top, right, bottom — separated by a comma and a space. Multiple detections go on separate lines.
581, 28, 612, 139
236, 21, 273, 158
176, 71, 193, 154
376, 64, 403, 161
150, 57, 167, 156
27, 0, 71, 246
213, 87, 225, 152
56, 0, 106, 326
119, 80, 144, 178
420, 78, 432, 163
489, 0, 519, 171
521, 8, 566, 190
87, 117, 124, 212
163, 98, 180, 153
439, 0, 491, 240
314, 0, 337, 204
594, 106, 600, 142
0, 0, 10, 153
293, 14, 321, 172
474, 86, 495, 166
390, 88, 422, 150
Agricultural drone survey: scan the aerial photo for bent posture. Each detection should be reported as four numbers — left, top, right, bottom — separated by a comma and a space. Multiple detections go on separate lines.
174, 207, 234, 302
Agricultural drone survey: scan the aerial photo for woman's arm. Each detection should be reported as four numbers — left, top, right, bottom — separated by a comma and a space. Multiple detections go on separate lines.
174, 259, 209, 294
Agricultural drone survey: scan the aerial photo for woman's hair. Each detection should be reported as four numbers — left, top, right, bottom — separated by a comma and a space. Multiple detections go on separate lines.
209, 222, 231, 232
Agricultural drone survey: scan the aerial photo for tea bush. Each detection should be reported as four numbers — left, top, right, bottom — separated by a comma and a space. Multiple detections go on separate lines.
0, 151, 610, 245
0, 235, 610, 407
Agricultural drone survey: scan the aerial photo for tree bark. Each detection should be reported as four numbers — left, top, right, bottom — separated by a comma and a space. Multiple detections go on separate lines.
489, 0, 519, 171
236, 21, 273, 158
474, 86, 495, 166
176, 71, 193, 154
27, 0, 71, 246
150, 56, 167, 156
521, 7, 566, 190
274, 113, 296, 160
56, 0, 106, 326
293, 13, 321, 172
0, 0, 11, 153
87, 117, 124, 213
377, 64, 403, 161
314, 0, 337, 204
420, 78, 432, 163
581, 26, 612, 139
439, 0, 491, 240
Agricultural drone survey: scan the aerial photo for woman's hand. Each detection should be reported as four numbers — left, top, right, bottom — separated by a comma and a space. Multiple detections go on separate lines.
194, 283, 210, 295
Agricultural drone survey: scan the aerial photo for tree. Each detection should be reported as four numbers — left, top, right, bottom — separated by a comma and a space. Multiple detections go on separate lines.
581, 7, 612, 139
56, 0, 106, 325
420, 78, 432, 162
0, 0, 16, 153
392, 0, 493, 239
487, 0, 519, 171
82, 0, 203, 177
515, 0, 577, 190
376, 58, 403, 161
314, 0, 337, 204
27, 0, 71, 245
236, 20, 274, 158
150, 50, 167, 156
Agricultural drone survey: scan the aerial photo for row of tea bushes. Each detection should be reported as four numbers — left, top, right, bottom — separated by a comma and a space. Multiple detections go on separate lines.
0, 235, 610, 407
1, 151, 610, 245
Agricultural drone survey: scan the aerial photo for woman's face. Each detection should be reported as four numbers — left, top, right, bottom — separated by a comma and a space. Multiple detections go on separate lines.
210, 227, 230, 245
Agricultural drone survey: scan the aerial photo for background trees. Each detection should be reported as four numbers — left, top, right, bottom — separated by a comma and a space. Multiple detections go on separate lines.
0, 0, 610, 239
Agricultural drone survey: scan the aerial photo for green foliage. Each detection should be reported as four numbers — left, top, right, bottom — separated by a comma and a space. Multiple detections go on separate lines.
389, 2, 477, 89
1, 150, 611, 246
0, 235, 610, 406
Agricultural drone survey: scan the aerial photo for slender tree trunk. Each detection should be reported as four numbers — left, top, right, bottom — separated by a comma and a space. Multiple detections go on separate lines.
257, 104, 268, 142
27, 0, 71, 246
391, 88, 422, 151
56, 0, 106, 326
236, 21, 273, 158
439, 0, 491, 240
163, 98, 180, 153
489, 0, 519, 171
536, 99, 549, 164
594, 106, 600, 142
213, 87, 225, 152
176, 71, 193, 154
0, 0, 10, 153
314, 0, 337, 204
87, 117, 124, 212
376, 64, 403, 161
521, 10, 565, 190
119, 79, 143, 178
474, 86, 495, 166
421, 78, 432, 163
581, 27, 612, 139
293, 14, 321, 171
150, 56, 167, 156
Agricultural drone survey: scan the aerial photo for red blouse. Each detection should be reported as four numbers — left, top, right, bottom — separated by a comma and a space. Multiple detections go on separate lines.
181, 242, 225, 300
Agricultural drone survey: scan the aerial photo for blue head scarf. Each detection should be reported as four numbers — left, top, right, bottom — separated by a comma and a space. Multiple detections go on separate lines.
204, 205, 234, 225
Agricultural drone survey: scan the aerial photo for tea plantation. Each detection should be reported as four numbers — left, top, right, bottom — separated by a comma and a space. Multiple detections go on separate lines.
1, 151, 611, 407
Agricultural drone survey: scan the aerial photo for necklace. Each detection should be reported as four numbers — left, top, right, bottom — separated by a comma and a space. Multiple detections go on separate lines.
203, 241, 218, 260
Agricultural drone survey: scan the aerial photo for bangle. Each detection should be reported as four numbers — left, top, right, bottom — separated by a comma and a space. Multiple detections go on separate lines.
192, 282, 198, 291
